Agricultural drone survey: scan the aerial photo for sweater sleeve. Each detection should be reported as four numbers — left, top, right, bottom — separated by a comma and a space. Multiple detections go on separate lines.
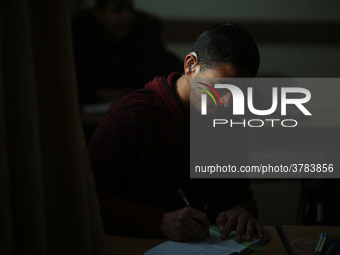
88, 101, 167, 237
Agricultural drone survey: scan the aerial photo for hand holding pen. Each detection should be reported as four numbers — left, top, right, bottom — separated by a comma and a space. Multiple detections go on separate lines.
178, 188, 210, 238
159, 188, 210, 241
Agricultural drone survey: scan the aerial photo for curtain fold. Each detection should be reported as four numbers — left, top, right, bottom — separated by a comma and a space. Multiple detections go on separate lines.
0, 0, 108, 254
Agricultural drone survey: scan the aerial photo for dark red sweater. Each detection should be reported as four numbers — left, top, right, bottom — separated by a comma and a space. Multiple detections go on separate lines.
88, 73, 257, 237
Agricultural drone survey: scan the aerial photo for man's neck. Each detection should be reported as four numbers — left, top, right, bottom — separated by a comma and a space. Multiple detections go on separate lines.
175, 75, 190, 109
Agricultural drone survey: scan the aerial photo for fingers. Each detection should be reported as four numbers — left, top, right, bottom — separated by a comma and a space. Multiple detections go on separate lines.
245, 219, 255, 241
163, 207, 209, 241
184, 218, 209, 239
245, 219, 263, 241
234, 213, 247, 242
235, 219, 263, 242
216, 211, 227, 232
189, 207, 210, 229
255, 221, 264, 239
217, 208, 264, 242
186, 208, 210, 238
220, 211, 238, 240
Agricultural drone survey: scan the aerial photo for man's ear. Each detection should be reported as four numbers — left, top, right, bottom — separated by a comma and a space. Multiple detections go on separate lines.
184, 53, 199, 77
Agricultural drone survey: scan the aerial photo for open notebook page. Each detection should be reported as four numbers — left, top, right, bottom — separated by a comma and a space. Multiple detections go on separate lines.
144, 228, 260, 255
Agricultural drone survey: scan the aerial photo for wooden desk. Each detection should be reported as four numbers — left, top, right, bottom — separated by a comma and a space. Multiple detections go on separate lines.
106, 226, 285, 254
282, 225, 340, 255
257, 226, 286, 254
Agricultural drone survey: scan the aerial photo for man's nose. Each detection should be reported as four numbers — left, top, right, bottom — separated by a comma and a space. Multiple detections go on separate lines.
221, 92, 232, 107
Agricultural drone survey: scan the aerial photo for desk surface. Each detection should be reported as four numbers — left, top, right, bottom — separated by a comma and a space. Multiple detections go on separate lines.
106, 226, 340, 255
282, 225, 340, 255
257, 226, 285, 254
106, 226, 285, 254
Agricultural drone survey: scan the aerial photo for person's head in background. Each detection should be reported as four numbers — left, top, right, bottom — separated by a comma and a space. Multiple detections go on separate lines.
177, 23, 260, 107
94, 0, 135, 40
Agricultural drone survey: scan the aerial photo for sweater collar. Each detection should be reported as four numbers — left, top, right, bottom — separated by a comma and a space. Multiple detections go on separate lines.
146, 72, 188, 117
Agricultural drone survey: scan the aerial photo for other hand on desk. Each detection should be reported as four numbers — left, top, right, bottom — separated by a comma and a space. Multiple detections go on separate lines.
216, 207, 263, 242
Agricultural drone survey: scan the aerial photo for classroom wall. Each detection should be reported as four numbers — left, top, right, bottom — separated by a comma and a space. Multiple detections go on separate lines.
134, 0, 340, 225
135, 0, 340, 21
135, 0, 340, 77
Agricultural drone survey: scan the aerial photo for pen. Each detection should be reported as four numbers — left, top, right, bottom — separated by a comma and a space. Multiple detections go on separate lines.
177, 188, 192, 207
315, 233, 324, 253
318, 232, 327, 253
177, 188, 209, 237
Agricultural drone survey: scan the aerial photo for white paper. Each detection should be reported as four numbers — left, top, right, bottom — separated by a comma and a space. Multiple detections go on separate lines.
144, 229, 259, 255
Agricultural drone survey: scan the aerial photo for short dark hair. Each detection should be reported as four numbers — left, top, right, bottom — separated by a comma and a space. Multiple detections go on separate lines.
192, 23, 260, 76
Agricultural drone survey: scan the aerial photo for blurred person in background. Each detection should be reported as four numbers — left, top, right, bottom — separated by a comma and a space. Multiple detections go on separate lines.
72, 0, 182, 104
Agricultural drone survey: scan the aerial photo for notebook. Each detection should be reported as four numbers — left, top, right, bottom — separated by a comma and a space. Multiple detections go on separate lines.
144, 227, 267, 255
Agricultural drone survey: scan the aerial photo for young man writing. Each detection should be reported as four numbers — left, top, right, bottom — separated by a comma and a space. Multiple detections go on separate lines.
88, 23, 263, 242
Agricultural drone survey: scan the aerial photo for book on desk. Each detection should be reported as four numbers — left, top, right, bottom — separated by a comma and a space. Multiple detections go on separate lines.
144, 227, 268, 255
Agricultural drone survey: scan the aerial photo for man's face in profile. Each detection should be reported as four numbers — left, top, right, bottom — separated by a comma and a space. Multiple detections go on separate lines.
95, 0, 135, 39
190, 62, 249, 115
